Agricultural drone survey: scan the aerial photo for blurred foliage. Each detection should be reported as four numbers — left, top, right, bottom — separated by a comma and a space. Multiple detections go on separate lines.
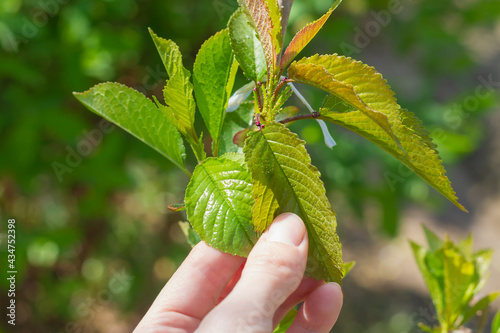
411, 226, 498, 332
0, 0, 498, 332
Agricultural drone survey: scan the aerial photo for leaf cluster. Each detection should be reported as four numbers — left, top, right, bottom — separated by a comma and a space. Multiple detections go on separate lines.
74, 0, 466, 285
411, 226, 498, 333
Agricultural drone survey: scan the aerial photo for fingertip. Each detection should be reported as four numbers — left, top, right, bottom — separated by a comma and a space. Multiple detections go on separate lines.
289, 282, 343, 332
266, 213, 307, 248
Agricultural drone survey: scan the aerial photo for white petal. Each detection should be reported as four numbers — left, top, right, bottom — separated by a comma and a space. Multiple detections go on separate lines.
317, 120, 336, 149
287, 82, 315, 114
226, 81, 256, 112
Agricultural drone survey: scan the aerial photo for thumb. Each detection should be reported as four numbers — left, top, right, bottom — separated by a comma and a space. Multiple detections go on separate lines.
198, 213, 308, 332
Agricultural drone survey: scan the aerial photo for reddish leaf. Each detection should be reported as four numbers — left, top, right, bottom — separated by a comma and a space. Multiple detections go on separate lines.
280, 0, 342, 70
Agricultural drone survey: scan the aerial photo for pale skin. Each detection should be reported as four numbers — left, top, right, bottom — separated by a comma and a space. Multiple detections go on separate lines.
135, 213, 343, 332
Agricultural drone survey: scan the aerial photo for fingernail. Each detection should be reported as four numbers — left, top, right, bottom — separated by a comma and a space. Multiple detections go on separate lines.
267, 213, 306, 247
328, 282, 344, 298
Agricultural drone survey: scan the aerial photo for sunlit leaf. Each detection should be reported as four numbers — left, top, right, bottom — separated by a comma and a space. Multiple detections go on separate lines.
280, 0, 342, 70
443, 238, 475, 326
244, 123, 343, 283
194, 29, 236, 152
228, 8, 267, 82
319, 96, 466, 211
149, 28, 190, 79
185, 157, 257, 256
288, 54, 400, 141
343, 261, 355, 276
264, 0, 283, 54
160, 72, 196, 140
73, 83, 187, 174
149, 28, 204, 160
238, 0, 278, 69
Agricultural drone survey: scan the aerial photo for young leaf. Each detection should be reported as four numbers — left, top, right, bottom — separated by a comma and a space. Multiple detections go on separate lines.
423, 225, 444, 252
218, 102, 254, 155
193, 29, 237, 153
73, 83, 187, 174
238, 0, 279, 69
343, 261, 356, 276
280, 0, 342, 70
149, 28, 190, 79
149, 28, 204, 160
244, 123, 343, 283
228, 8, 267, 82
277, 0, 293, 45
442, 238, 476, 326
178, 221, 201, 247
161, 72, 196, 140
459, 292, 499, 327
288, 54, 401, 150
492, 309, 500, 333
185, 157, 257, 256
319, 104, 466, 211
410, 241, 446, 323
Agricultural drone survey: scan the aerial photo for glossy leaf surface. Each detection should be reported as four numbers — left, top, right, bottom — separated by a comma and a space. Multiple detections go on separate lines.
185, 156, 257, 256
73, 83, 186, 173
238, 0, 279, 69
228, 8, 267, 82
194, 29, 236, 149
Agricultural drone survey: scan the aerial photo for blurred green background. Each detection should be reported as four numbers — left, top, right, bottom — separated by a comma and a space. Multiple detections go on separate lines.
1, 0, 499, 332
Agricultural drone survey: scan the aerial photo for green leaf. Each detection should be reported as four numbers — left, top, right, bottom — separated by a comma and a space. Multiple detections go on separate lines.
280, 0, 342, 70
185, 157, 257, 256
218, 102, 254, 155
418, 323, 435, 333
219, 152, 246, 166
423, 225, 444, 252
264, 0, 283, 55
73, 82, 187, 174
161, 73, 196, 139
443, 238, 476, 326
193, 29, 237, 152
149, 28, 190, 79
492, 309, 500, 333
244, 123, 343, 283
410, 241, 446, 322
459, 292, 499, 326
178, 221, 201, 247
149, 28, 205, 161
318, 98, 466, 211
288, 54, 401, 150
228, 8, 267, 82
343, 261, 355, 276
238, 0, 279, 69
273, 308, 298, 333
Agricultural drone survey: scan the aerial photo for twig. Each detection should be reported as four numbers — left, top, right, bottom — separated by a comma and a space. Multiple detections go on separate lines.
279, 111, 319, 124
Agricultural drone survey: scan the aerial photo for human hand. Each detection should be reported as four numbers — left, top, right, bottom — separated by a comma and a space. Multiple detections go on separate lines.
134, 213, 343, 332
